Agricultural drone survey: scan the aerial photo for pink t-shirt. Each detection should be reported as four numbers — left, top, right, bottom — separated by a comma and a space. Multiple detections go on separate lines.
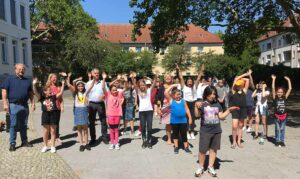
105, 91, 123, 117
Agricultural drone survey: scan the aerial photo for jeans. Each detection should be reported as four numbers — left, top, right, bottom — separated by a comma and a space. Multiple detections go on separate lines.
139, 111, 153, 142
88, 102, 107, 141
275, 119, 286, 142
186, 101, 196, 131
9, 103, 29, 145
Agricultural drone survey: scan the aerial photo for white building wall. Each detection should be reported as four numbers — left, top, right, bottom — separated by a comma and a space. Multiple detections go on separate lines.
258, 33, 300, 68
0, 0, 32, 80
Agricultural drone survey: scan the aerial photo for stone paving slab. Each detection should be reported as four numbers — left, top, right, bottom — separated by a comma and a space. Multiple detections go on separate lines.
0, 111, 79, 179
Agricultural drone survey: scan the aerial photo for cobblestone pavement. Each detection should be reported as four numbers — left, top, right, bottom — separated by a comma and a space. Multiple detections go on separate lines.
0, 111, 79, 179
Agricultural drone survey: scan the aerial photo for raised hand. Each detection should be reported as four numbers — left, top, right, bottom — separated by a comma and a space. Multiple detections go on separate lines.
201, 64, 205, 72
176, 63, 180, 70
122, 74, 128, 81
32, 77, 39, 85
59, 72, 67, 77
68, 72, 72, 77
117, 74, 122, 80
102, 72, 107, 79
271, 74, 276, 80
248, 69, 252, 75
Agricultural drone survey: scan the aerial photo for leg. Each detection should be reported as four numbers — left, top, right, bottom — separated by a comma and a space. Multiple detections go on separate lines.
139, 112, 146, 140
180, 124, 189, 149
171, 124, 180, 148
255, 115, 260, 137
166, 124, 172, 144
275, 119, 279, 142
98, 103, 108, 140
130, 120, 134, 132
77, 126, 83, 145
88, 104, 97, 141
50, 125, 57, 146
261, 115, 267, 137
208, 149, 217, 168
43, 125, 50, 146
19, 106, 29, 143
232, 119, 238, 147
83, 125, 89, 144
237, 120, 244, 147
280, 119, 286, 143
55, 111, 61, 139
198, 152, 206, 168
9, 103, 18, 145
146, 111, 154, 144
248, 114, 253, 129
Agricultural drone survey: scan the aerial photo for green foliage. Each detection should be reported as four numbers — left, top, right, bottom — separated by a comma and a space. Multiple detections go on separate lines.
130, 0, 300, 56
161, 44, 192, 72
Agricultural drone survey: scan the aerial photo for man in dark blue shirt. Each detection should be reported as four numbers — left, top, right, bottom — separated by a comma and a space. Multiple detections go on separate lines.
1, 63, 35, 151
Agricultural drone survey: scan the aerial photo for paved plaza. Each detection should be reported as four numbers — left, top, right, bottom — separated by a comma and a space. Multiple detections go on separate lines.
1, 96, 300, 179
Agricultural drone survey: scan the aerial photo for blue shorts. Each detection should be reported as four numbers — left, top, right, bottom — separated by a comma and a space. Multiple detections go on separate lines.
125, 105, 134, 120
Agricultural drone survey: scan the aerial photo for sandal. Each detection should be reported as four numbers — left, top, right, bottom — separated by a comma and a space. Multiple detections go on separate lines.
231, 144, 236, 149
237, 144, 244, 148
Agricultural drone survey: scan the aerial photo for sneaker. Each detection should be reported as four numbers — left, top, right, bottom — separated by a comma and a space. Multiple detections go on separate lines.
184, 147, 192, 154
246, 127, 253, 133
41, 146, 48, 153
109, 144, 115, 150
190, 133, 196, 140
187, 133, 191, 140
121, 131, 128, 135
50, 146, 56, 153
194, 167, 204, 177
9, 144, 16, 152
174, 147, 179, 154
85, 144, 91, 151
242, 127, 246, 131
115, 143, 120, 150
275, 142, 280, 147
280, 142, 286, 147
135, 130, 141, 137
208, 166, 217, 177
79, 145, 85, 152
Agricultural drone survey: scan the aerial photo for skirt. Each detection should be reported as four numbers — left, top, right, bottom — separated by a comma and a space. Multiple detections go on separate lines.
74, 107, 89, 126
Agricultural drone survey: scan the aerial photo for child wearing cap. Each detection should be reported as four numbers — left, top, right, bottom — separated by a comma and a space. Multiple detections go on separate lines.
229, 70, 251, 149
66, 73, 94, 152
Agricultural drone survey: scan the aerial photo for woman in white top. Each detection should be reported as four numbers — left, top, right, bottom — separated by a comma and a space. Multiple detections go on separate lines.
132, 71, 158, 149
252, 81, 270, 139
177, 64, 202, 140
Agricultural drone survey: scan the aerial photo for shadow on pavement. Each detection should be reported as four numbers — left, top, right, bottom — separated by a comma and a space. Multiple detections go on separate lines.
30, 137, 43, 145
56, 140, 76, 150
60, 133, 77, 140
119, 138, 132, 146
196, 156, 234, 170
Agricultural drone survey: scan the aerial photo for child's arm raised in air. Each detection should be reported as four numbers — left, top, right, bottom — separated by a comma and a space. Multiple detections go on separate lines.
149, 71, 159, 92
271, 75, 276, 100
284, 76, 292, 99
164, 84, 177, 103
32, 77, 41, 100
102, 72, 108, 95
176, 64, 185, 89
195, 64, 205, 89
218, 106, 240, 120
56, 80, 65, 98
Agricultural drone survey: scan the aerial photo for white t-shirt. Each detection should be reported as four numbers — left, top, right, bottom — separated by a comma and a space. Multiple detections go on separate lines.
138, 88, 153, 112
256, 91, 270, 106
85, 80, 108, 102
183, 85, 197, 102
196, 83, 208, 100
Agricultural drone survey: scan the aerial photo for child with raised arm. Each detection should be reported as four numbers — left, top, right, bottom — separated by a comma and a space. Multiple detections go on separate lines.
164, 84, 192, 154
194, 86, 239, 177
32, 78, 65, 153
102, 72, 124, 150
271, 75, 292, 147
66, 73, 94, 152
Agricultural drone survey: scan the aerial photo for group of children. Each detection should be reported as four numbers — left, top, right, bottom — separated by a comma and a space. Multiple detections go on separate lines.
31, 65, 292, 177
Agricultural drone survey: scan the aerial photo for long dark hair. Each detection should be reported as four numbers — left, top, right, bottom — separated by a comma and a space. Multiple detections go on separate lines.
203, 86, 219, 103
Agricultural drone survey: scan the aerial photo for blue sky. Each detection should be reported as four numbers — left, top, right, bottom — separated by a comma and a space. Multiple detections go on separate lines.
81, 0, 223, 33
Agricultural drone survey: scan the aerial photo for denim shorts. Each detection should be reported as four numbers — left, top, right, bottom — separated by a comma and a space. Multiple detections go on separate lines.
125, 105, 134, 120
255, 105, 268, 116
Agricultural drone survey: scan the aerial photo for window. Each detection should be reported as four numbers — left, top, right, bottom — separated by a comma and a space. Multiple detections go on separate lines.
0, 36, 7, 63
261, 44, 265, 51
136, 47, 141, 52
22, 43, 27, 65
197, 46, 203, 53
20, 5, 26, 29
266, 43, 272, 50
0, 0, 5, 20
10, 0, 16, 25
12, 40, 18, 64
278, 39, 282, 47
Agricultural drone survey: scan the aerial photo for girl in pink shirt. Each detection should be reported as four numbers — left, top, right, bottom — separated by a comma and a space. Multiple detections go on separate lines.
102, 72, 124, 150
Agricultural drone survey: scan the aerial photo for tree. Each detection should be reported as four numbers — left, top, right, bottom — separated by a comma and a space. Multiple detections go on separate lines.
135, 50, 157, 76
130, 0, 300, 55
161, 44, 192, 72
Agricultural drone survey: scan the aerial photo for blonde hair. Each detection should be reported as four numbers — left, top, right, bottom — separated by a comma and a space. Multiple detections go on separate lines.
46, 73, 58, 87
